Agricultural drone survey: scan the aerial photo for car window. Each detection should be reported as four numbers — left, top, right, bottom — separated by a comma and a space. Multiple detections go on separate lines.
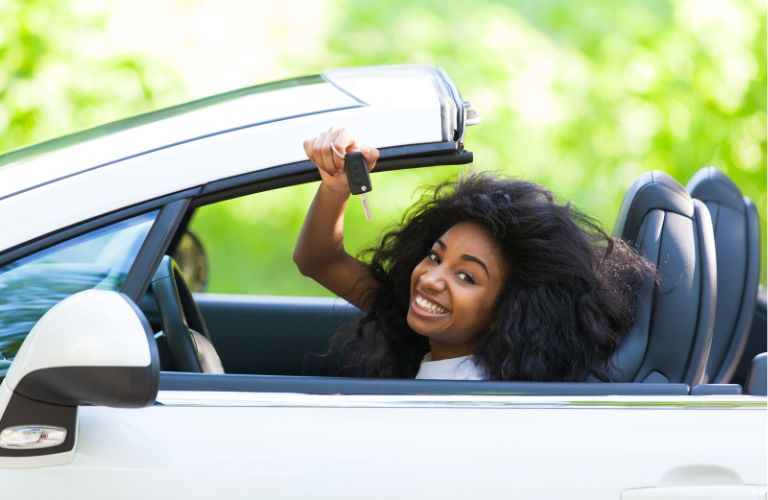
0, 211, 158, 379
187, 168, 464, 296
179, 168, 464, 378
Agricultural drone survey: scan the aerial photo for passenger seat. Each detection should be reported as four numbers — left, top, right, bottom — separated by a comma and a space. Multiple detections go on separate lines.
687, 166, 761, 383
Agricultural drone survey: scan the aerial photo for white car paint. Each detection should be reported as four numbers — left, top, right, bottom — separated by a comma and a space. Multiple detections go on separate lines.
0, 65, 446, 251
0, 82, 359, 199
2, 393, 765, 499
0, 65, 442, 198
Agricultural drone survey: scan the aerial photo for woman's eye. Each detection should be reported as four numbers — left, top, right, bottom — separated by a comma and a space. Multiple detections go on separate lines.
457, 272, 475, 284
427, 251, 440, 263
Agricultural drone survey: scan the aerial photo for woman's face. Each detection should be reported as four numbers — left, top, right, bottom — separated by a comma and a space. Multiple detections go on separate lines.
407, 221, 505, 359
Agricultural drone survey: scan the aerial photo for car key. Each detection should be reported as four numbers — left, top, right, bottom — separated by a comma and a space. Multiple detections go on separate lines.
344, 151, 373, 221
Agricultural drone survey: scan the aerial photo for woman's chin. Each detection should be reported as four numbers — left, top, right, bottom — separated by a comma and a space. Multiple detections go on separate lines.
406, 312, 427, 335
407, 311, 442, 337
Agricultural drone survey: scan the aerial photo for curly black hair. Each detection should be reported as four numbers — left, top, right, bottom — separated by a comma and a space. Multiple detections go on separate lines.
332, 172, 655, 382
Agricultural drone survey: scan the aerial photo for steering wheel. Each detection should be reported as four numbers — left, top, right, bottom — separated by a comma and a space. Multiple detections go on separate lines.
151, 255, 223, 373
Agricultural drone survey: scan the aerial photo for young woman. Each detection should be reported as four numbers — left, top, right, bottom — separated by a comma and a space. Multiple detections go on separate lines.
294, 128, 655, 381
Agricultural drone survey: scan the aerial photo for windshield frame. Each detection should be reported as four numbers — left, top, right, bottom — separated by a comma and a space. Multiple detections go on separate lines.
0, 75, 330, 169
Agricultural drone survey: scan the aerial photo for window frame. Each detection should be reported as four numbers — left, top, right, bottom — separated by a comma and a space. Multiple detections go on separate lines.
0, 187, 199, 303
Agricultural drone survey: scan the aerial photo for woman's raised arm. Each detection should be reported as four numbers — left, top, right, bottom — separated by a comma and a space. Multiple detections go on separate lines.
292, 128, 380, 311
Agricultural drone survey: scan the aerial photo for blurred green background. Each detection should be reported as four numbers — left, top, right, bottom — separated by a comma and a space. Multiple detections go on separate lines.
2, 0, 765, 295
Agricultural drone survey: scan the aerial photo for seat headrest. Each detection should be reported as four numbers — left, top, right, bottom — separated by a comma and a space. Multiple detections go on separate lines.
688, 166, 746, 212
687, 166, 761, 384
611, 170, 716, 385
613, 171, 693, 240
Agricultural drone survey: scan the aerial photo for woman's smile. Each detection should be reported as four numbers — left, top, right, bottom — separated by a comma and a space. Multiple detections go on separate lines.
406, 221, 505, 359
412, 292, 450, 316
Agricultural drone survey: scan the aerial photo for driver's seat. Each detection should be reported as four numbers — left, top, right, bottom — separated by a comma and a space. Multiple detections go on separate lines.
610, 171, 717, 384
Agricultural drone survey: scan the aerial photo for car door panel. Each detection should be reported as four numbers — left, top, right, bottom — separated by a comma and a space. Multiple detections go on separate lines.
2, 394, 764, 500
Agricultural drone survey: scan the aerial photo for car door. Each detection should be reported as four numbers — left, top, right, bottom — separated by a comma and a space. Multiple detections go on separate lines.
2, 384, 764, 500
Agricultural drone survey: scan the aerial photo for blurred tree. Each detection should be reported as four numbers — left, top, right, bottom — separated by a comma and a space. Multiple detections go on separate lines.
278, 0, 766, 288
2, 0, 765, 294
310, 0, 765, 223
0, 0, 182, 152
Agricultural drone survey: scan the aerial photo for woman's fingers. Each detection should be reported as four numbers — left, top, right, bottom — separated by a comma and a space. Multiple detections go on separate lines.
359, 145, 379, 171
319, 128, 337, 174
330, 128, 355, 171
333, 128, 355, 153
307, 131, 334, 176
303, 127, 377, 175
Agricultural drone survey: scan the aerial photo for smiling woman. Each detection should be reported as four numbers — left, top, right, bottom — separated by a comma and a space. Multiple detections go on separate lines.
407, 222, 505, 362
294, 129, 658, 381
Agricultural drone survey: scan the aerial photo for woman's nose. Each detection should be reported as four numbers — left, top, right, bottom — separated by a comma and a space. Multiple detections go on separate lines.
419, 267, 446, 291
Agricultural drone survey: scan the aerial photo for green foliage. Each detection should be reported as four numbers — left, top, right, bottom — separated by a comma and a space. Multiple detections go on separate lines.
210, 0, 765, 295
285, 0, 766, 288
3, 0, 766, 295
0, 0, 182, 152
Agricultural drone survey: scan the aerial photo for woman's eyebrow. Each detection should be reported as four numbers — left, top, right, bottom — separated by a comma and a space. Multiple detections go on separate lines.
435, 239, 490, 277
461, 254, 489, 277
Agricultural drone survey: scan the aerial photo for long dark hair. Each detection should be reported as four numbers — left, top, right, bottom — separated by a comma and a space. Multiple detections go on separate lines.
333, 172, 655, 381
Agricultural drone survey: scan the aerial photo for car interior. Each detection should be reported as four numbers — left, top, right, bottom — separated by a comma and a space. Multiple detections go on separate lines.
136, 165, 767, 398
687, 167, 762, 384
611, 170, 715, 385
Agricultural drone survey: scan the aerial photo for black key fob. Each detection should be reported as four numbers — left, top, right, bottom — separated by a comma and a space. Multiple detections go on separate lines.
344, 151, 372, 195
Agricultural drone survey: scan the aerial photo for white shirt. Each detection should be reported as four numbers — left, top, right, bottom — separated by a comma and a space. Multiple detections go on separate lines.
415, 353, 486, 380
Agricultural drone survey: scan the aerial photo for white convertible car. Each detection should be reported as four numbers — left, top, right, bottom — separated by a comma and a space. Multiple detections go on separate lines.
0, 65, 765, 499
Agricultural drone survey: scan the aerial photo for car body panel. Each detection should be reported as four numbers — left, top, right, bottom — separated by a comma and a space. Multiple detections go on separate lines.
0, 65, 447, 253
2, 394, 765, 499
0, 66, 444, 197
0, 78, 357, 196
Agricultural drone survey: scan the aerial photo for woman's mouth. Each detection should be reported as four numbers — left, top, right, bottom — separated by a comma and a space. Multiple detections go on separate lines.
412, 294, 449, 316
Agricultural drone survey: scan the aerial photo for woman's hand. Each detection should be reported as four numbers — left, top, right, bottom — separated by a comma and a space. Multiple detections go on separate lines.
295, 127, 381, 311
303, 127, 379, 194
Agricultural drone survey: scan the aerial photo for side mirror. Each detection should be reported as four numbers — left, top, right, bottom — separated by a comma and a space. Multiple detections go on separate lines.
0, 290, 158, 466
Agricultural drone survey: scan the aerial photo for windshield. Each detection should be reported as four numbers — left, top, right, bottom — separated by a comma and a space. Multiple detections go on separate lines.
0, 211, 158, 380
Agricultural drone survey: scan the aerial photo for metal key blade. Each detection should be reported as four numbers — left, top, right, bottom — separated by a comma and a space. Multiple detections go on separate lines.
360, 193, 372, 221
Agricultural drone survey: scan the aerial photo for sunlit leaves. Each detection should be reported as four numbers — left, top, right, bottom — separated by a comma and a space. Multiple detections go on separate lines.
0, 0, 182, 153
3, 0, 765, 294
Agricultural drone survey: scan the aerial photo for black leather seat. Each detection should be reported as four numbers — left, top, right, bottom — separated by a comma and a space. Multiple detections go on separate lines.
745, 352, 767, 396
611, 171, 717, 384
687, 167, 761, 383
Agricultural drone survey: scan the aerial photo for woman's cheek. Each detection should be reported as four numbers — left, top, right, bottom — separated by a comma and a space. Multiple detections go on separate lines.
411, 260, 428, 282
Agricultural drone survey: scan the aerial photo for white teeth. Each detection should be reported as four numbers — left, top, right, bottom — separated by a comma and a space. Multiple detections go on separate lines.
415, 295, 447, 314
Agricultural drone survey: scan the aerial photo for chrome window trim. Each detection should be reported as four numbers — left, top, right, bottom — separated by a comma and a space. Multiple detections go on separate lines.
156, 391, 768, 410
